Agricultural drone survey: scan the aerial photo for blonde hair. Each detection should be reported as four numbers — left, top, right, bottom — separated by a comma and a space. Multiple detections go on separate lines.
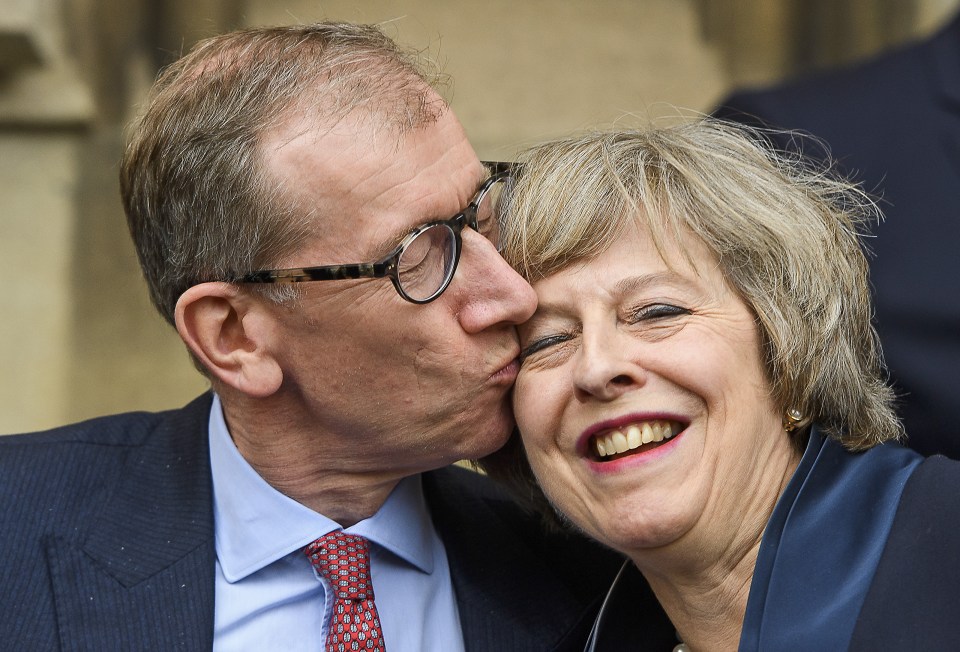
500, 120, 901, 450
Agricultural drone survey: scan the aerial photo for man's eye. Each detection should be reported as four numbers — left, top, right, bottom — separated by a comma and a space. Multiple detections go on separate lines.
474, 211, 501, 245
476, 216, 495, 236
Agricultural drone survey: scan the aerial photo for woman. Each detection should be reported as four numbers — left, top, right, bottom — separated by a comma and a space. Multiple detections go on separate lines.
484, 121, 960, 650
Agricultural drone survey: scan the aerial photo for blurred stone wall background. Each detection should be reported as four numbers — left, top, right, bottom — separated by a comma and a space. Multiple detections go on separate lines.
2, 0, 958, 434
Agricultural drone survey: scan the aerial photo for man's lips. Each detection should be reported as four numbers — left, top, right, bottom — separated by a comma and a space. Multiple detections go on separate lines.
579, 414, 688, 460
490, 352, 521, 384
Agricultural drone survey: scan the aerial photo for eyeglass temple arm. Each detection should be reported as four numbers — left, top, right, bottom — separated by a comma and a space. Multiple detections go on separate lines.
482, 161, 515, 176
240, 260, 394, 284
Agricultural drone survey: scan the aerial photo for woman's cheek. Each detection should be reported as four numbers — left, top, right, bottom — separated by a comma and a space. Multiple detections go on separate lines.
512, 371, 539, 436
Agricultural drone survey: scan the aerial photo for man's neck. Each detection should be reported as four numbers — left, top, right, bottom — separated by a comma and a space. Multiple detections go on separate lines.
220, 397, 402, 527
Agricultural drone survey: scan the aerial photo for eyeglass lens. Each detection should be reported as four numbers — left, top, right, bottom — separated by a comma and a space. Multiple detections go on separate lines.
396, 177, 507, 301
475, 177, 505, 248
398, 224, 457, 301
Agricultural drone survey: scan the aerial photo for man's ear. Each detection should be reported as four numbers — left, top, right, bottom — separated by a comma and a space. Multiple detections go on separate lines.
175, 283, 283, 398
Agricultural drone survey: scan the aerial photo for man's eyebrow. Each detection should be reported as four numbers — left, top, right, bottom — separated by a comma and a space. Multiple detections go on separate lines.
368, 165, 491, 259
370, 223, 413, 261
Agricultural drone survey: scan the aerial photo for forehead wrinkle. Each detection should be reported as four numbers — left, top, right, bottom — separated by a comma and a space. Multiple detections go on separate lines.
530, 269, 698, 326
366, 160, 488, 257
613, 270, 698, 297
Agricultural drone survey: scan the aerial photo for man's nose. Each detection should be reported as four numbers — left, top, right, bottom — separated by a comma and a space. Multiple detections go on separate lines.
453, 229, 537, 333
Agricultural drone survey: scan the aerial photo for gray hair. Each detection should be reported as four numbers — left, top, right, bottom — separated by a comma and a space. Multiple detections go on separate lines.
120, 22, 443, 326
500, 120, 902, 451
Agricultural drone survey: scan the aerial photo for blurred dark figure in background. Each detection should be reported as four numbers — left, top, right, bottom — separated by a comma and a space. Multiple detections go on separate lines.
715, 12, 960, 459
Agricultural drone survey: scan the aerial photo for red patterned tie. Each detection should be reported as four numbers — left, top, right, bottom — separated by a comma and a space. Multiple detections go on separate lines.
305, 531, 386, 652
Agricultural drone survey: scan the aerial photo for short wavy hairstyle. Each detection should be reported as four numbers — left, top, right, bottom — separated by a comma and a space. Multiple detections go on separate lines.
481, 120, 901, 509
121, 22, 442, 327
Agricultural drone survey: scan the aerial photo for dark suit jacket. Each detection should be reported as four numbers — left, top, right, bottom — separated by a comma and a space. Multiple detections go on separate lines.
715, 13, 960, 459
850, 455, 960, 650
0, 394, 674, 651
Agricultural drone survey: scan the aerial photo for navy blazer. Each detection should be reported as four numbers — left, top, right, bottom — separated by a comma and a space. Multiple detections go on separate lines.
850, 455, 960, 649
715, 13, 960, 459
0, 394, 674, 651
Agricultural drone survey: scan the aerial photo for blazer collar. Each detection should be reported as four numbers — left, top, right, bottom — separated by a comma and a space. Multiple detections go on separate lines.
48, 394, 216, 650
420, 466, 677, 651
82, 393, 216, 586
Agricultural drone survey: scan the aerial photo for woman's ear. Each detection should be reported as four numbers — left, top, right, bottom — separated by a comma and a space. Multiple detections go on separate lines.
175, 283, 283, 398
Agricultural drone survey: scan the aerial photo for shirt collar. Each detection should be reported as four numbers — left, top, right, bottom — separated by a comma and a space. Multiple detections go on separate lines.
208, 394, 436, 582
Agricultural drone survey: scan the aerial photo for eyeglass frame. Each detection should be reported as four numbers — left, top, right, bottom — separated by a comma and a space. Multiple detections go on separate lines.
238, 161, 514, 304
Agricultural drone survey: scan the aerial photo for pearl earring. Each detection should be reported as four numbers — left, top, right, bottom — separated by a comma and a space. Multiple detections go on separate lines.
783, 408, 804, 433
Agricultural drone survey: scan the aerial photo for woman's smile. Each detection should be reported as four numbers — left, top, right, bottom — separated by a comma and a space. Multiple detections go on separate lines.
585, 418, 685, 460
490, 121, 911, 651
513, 221, 797, 557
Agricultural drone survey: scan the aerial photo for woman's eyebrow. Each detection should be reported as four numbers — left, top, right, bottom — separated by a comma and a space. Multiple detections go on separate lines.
614, 271, 696, 296
528, 272, 691, 318
523, 304, 569, 328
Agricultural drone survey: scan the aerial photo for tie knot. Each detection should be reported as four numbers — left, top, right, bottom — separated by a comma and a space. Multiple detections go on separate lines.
305, 531, 375, 600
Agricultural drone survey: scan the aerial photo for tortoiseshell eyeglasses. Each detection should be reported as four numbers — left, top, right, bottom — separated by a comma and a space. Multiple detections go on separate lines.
240, 161, 513, 304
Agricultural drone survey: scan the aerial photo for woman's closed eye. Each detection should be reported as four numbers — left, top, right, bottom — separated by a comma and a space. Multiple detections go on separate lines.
519, 332, 575, 363
631, 303, 691, 322
627, 302, 692, 341
519, 304, 692, 365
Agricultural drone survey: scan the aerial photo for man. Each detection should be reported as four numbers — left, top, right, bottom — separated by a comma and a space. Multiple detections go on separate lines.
714, 12, 960, 459
0, 23, 675, 651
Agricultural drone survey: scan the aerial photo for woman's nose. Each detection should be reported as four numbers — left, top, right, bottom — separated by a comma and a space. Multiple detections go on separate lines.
572, 330, 645, 402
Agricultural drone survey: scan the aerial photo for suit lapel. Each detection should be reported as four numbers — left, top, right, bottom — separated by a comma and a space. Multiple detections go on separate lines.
47, 395, 217, 650
424, 466, 675, 651
424, 467, 609, 652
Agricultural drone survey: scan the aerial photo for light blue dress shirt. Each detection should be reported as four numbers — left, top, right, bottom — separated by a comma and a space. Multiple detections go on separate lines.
208, 395, 465, 651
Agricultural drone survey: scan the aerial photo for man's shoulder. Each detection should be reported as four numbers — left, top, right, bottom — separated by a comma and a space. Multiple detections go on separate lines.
1, 393, 213, 449
850, 454, 960, 649
424, 463, 513, 503
423, 464, 569, 549
0, 394, 213, 520
2, 410, 164, 450
424, 464, 623, 577
0, 394, 217, 649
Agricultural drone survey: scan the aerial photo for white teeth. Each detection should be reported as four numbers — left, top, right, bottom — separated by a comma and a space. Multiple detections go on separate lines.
592, 420, 680, 459
612, 431, 628, 453
641, 422, 654, 444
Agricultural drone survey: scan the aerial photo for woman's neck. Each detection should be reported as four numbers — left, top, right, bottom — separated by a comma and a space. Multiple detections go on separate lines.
632, 437, 802, 651
643, 535, 761, 651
